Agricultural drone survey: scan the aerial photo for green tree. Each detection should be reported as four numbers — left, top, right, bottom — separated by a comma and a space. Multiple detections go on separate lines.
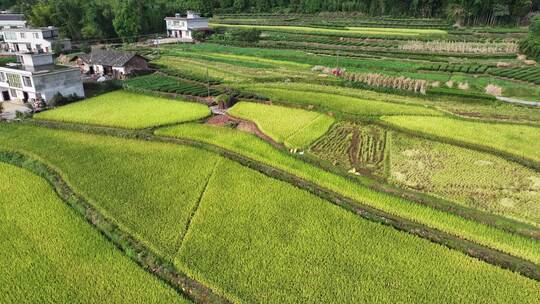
113, 0, 143, 41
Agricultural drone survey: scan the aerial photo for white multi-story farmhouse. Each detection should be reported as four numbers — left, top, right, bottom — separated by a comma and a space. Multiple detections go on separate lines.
0, 13, 26, 29
165, 11, 209, 41
0, 52, 84, 105
2, 26, 72, 53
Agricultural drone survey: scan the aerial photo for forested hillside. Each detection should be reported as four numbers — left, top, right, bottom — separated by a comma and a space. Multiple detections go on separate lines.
0, 0, 539, 40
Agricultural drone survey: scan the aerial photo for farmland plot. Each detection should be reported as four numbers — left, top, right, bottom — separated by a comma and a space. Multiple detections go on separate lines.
389, 134, 540, 226
155, 123, 540, 263
0, 124, 221, 260
381, 116, 540, 163
240, 86, 442, 116
35, 91, 210, 129
0, 162, 187, 303
176, 160, 540, 303
210, 23, 448, 37
310, 122, 387, 175
228, 101, 335, 148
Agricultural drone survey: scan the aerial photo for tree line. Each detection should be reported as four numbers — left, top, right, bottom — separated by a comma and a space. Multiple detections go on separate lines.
0, 0, 538, 41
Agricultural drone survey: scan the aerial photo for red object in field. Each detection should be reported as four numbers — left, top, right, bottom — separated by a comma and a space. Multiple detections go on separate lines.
332, 68, 343, 77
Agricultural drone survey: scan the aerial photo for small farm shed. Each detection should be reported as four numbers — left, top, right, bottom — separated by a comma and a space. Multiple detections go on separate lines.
71, 49, 149, 79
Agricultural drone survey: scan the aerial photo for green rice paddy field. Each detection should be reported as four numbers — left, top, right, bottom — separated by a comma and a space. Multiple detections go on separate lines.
34, 91, 210, 129
4, 16, 540, 303
0, 124, 539, 303
228, 101, 335, 148
156, 123, 540, 263
0, 162, 188, 303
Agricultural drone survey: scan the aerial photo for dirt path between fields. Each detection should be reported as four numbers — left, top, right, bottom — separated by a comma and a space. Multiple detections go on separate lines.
206, 113, 284, 149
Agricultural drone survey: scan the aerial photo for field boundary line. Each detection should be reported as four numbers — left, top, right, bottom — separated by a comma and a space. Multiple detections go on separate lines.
284, 114, 325, 145
25, 120, 540, 281
0, 150, 231, 304
175, 159, 221, 253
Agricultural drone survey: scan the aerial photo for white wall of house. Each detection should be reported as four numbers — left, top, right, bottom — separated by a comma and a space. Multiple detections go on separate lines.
0, 68, 84, 103
2, 28, 71, 53
165, 12, 208, 40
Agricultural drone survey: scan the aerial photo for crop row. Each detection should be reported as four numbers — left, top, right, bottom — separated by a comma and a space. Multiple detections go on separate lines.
489, 67, 540, 84
420, 64, 491, 74
124, 74, 222, 97
262, 34, 395, 48
154, 64, 223, 85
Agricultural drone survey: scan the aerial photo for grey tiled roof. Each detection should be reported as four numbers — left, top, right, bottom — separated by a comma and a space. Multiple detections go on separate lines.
77, 49, 144, 67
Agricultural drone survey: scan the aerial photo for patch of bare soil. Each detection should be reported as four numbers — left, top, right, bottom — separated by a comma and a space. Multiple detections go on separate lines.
206, 113, 283, 149
206, 115, 232, 126
236, 119, 283, 148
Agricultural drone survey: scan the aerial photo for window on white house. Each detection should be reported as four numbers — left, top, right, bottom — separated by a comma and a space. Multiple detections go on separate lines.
10, 89, 17, 97
4, 32, 17, 40
22, 76, 32, 87
18, 55, 24, 64
0, 73, 5, 82
33, 33, 39, 39
20, 32, 25, 38
6, 74, 22, 88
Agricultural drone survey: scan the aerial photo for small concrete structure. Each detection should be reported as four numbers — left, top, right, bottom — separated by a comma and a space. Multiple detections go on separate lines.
165, 11, 210, 42
71, 49, 150, 80
2, 26, 72, 53
0, 52, 84, 105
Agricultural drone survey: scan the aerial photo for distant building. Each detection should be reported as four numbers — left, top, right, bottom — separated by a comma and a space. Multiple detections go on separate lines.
71, 49, 150, 80
0, 52, 84, 105
2, 27, 72, 53
165, 11, 210, 41
0, 13, 26, 29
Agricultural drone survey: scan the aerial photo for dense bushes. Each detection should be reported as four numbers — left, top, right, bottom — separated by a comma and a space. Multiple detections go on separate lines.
49, 92, 83, 107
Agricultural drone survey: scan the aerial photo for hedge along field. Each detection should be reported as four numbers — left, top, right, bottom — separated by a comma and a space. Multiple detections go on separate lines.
389, 133, 540, 226
155, 123, 540, 264
0, 162, 188, 304
0, 123, 221, 261
241, 86, 443, 116
176, 160, 540, 304
210, 23, 448, 37
228, 101, 335, 148
381, 116, 540, 163
34, 90, 211, 129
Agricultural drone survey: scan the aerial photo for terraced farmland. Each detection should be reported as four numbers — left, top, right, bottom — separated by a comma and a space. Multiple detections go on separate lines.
3, 11, 540, 303
311, 122, 387, 174
0, 162, 187, 303
1, 124, 538, 303
228, 101, 335, 148
381, 116, 540, 163
35, 90, 211, 129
